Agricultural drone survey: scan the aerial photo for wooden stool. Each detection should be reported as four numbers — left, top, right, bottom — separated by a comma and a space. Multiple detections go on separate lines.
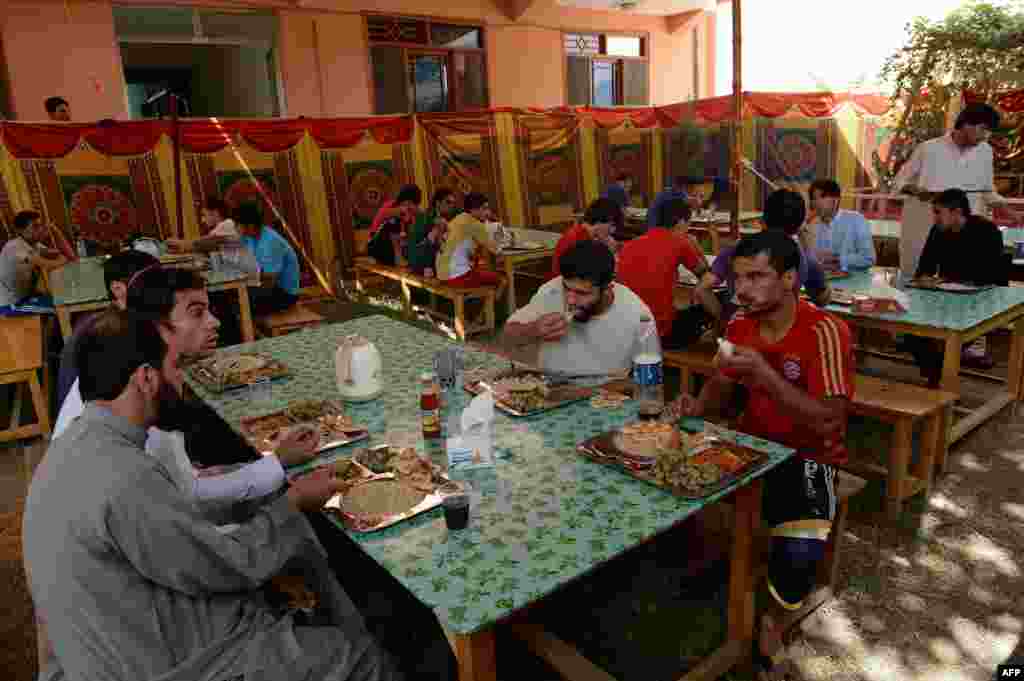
255, 303, 325, 338
0, 315, 50, 441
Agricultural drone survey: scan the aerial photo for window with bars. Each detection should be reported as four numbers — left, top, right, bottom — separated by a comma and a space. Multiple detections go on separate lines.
367, 14, 488, 114
564, 32, 648, 107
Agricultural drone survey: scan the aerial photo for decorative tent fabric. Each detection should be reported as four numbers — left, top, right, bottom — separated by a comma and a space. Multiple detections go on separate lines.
0, 91, 897, 286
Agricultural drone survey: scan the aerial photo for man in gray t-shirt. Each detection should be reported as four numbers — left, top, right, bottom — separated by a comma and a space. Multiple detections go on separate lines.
504, 239, 653, 379
0, 210, 65, 306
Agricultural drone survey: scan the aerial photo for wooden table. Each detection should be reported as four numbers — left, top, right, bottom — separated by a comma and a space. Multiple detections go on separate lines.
828, 269, 1024, 443
488, 227, 558, 317
187, 314, 796, 681
50, 257, 257, 343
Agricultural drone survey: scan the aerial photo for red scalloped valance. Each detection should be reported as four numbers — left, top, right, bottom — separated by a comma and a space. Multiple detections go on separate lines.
0, 115, 415, 159
0, 93, 888, 159
965, 89, 1024, 114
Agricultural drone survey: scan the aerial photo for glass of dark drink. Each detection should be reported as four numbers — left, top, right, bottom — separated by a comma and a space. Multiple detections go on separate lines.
442, 493, 470, 531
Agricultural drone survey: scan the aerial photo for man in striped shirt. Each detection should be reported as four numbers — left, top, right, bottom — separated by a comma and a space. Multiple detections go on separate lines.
670, 229, 854, 680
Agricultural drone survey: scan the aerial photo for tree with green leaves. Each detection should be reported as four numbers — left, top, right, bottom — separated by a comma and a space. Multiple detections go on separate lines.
877, 1, 1024, 184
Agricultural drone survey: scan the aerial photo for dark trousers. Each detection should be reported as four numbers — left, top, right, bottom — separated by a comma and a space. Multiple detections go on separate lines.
180, 399, 260, 467
902, 335, 943, 386
249, 285, 298, 316
306, 512, 459, 681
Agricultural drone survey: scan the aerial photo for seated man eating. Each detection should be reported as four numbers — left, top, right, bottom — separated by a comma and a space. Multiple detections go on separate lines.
436, 191, 505, 296
504, 239, 654, 380
25, 310, 401, 681
236, 201, 302, 315
696, 189, 829, 332
617, 197, 709, 350
904, 188, 1007, 383
54, 266, 320, 507
550, 198, 622, 280
670, 229, 854, 680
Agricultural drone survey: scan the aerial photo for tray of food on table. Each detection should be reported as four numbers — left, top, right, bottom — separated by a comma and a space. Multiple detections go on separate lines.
825, 270, 850, 280
828, 289, 855, 306
240, 399, 368, 456
188, 352, 291, 393
577, 422, 772, 500
465, 369, 594, 417
905, 279, 994, 294
324, 445, 464, 532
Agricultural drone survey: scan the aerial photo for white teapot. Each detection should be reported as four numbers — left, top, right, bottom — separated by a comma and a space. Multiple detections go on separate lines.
335, 335, 382, 402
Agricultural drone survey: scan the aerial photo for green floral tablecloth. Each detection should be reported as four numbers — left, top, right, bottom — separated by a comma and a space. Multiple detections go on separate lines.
829, 269, 1024, 331
187, 315, 794, 635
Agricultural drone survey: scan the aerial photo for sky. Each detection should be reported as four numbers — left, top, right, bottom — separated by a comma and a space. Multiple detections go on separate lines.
714, 0, 974, 95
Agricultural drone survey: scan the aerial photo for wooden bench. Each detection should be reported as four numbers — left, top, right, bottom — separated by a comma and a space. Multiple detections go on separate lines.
353, 260, 496, 341
664, 346, 955, 520
255, 302, 325, 338
0, 315, 50, 441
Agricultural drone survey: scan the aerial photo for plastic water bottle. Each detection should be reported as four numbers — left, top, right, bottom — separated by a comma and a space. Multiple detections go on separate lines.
76, 237, 88, 258
633, 316, 664, 420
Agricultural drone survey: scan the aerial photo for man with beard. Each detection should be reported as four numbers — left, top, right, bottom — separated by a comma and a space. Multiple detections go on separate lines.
405, 188, 458, 277
52, 267, 460, 679
53, 266, 321, 508
503, 239, 654, 379
25, 310, 401, 681
895, 102, 1002, 278
669, 230, 854, 680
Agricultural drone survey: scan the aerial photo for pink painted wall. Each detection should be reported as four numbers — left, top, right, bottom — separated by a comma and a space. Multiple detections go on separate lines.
2, 0, 127, 121
278, 0, 713, 115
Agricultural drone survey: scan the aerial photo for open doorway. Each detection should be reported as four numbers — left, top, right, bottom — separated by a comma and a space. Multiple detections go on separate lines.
114, 6, 281, 119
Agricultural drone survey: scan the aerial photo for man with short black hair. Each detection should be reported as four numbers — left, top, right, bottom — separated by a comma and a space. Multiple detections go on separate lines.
647, 175, 703, 228
896, 102, 1003, 277
904, 188, 1007, 383
0, 210, 66, 306
671, 228, 853, 680
406, 188, 458, 277
166, 196, 239, 253
696, 189, 828, 329
44, 96, 70, 121
56, 249, 160, 408
617, 198, 709, 349
505, 239, 654, 379
436, 192, 504, 291
236, 201, 301, 314
26, 309, 400, 681
603, 172, 632, 209
368, 184, 422, 266
806, 178, 875, 272
550, 197, 622, 280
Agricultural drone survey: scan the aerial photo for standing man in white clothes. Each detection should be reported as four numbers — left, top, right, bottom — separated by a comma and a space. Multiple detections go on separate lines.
894, 103, 1002, 278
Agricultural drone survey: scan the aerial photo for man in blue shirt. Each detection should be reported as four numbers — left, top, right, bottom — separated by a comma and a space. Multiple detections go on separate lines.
807, 179, 876, 272
648, 175, 703, 228
236, 202, 301, 315
603, 172, 632, 209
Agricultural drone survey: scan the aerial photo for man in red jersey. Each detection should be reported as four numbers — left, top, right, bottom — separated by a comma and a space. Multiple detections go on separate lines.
669, 229, 853, 680
549, 198, 621, 280
616, 197, 708, 348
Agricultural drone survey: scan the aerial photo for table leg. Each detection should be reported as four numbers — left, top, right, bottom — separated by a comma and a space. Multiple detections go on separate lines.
236, 285, 255, 344
56, 307, 73, 340
727, 477, 762, 643
1009, 320, 1024, 401
887, 417, 912, 520
504, 257, 516, 317
915, 410, 942, 497
939, 334, 962, 395
452, 629, 497, 681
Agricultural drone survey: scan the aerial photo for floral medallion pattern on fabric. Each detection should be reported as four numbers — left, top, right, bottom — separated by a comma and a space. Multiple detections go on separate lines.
65, 180, 139, 242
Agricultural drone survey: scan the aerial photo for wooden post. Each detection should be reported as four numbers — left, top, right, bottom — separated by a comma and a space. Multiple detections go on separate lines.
731, 0, 743, 240
171, 94, 184, 240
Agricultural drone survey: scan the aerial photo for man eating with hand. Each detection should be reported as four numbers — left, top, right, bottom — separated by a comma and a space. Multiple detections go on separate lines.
669, 229, 854, 680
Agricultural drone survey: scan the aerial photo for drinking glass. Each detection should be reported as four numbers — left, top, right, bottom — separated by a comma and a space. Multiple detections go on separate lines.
248, 377, 272, 406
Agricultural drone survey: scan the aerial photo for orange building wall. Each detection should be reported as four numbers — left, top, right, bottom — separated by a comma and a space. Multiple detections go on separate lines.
1, 0, 713, 121
2, 0, 128, 121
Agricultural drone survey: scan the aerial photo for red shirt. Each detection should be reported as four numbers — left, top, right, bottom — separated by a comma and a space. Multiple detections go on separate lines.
720, 301, 854, 466
616, 227, 705, 337
550, 223, 591, 280
369, 200, 415, 236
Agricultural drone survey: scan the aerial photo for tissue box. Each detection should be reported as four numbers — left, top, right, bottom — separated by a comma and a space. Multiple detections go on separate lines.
446, 428, 494, 472
852, 296, 906, 314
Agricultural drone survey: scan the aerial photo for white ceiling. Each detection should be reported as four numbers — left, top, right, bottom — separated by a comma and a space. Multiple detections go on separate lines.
556, 0, 717, 15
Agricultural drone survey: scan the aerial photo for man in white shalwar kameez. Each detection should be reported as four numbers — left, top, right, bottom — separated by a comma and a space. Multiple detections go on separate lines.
894, 103, 1003, 279
24, 310, 402, 681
